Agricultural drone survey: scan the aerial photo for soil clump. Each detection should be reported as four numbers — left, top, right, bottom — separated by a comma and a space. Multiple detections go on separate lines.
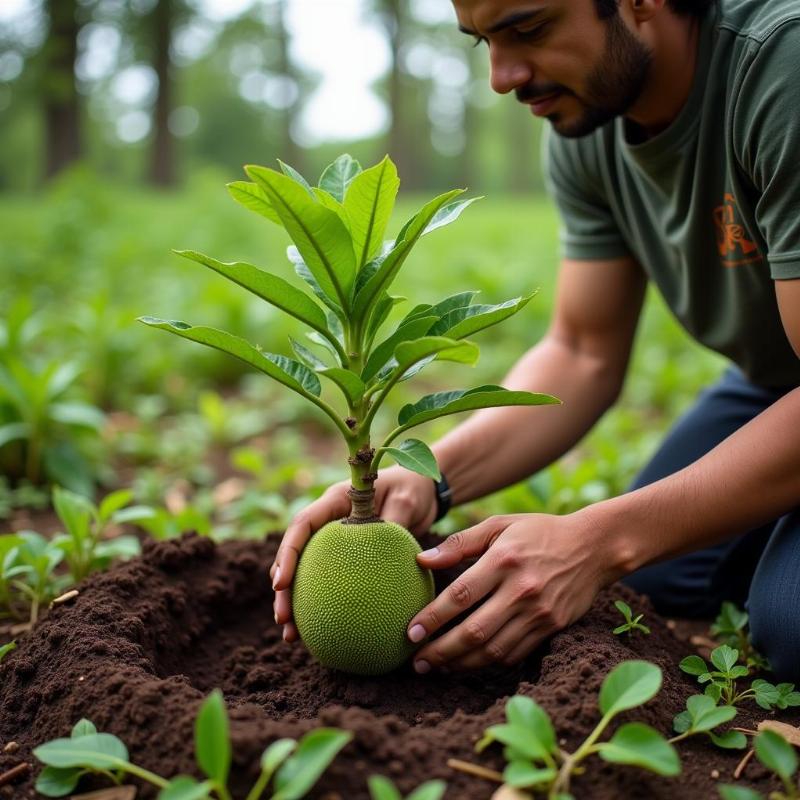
0, 533, 795, 799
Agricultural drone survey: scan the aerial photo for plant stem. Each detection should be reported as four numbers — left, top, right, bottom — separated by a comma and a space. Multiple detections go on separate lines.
244, 769, 271, 800
550, 713, 613, 797
122, 762, 170, 789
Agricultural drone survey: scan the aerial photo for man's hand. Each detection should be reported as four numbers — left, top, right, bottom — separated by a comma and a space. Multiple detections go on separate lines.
270, 466, 438, 643
406, 511, 620, 673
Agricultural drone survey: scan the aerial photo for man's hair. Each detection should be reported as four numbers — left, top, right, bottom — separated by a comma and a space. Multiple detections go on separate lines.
593, 0, 715, 19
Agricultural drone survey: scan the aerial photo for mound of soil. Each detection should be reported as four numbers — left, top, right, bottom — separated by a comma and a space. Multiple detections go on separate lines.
0, 533, 794, 799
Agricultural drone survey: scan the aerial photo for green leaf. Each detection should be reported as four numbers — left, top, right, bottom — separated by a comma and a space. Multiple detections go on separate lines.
382, 439, 440, 480
174, 250, 331, 338
34, 766, 81, 797
776, 684, 800, 708
599, 661, 662, 717
227, 181, 282, 225
272, 728, 352, 800
98, 490, 133, 523
344, 156, 400, 268
33, 733, 130, 770
718, 787, 762, 800
138, 319, 321, 399
755, 729, 798, 781
406, 780, 447, 800
289, 247, 344, 317
420, 196, 481, 236
362, 316, 438, 383
480, 723, 550, 762
673, 710, 691, 734
290, 338, 329, 371
397, 385, 560, 433
53, 486, 93, 541
752, 679, 781, 710
353, 189, 464, 323
367, 775, 403, 800
0, 421, 31, 449
195, 689, 231, 785
71, 720, 97, 738
614, 600, 632, 620
365, 293, 406, 350
260, 738, 297, 781
158, 776, 214, 800
94, 536, 142, 561
708, 730, 747, 749
49, 402, 105, 429
686, 694, 736, 732
710, 645, 739, 674
389, 337, 479, 381
429, 295, 535, 340
246, 165, 356, 310
278, 159, 314, 195
680, 655, 708, 676
0, 641, 16, 662
319, 154, 361, 202
503, 761, 557, 788
711, 602, 748, 636
597, 723, 681, 776
506, 696, 556, 754
705, 683, 723, 702
319, 368, 366, 406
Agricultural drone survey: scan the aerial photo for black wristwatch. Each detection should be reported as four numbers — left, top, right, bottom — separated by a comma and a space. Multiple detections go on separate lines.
433, 473, 453, 522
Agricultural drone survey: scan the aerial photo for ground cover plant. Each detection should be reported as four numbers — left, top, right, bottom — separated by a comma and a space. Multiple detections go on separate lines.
139, 154, 559, 675
612, 599, 650, 637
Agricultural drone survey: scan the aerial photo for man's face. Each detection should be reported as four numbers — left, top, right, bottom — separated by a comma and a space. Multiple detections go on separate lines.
453, 0, 653, 138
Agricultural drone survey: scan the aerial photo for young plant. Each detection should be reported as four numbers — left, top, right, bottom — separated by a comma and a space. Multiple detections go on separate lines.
34, 689, 352, 800
711, 602, 770, 673
719, 729, 799, 800
680, 645, 800, 710
612, 599, 650, 637
367, 775, 447, 800
471, 660, 679, 798
670, 694, 746, 749
140, 154, 559, 675
0, 640, 15, 662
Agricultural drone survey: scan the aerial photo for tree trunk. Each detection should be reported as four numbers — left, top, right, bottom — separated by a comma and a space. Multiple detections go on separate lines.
149, 0, 175, 187
275, 0, 302, 171
43, 0, 81, 180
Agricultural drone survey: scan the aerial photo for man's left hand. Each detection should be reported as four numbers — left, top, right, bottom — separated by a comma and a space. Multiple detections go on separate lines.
406, 511, 619, 672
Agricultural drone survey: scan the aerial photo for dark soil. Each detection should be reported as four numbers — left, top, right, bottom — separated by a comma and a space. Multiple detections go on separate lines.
0, 533, 795, 799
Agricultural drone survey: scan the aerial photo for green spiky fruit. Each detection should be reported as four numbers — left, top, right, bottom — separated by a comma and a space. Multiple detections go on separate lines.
292, 519, 435, 675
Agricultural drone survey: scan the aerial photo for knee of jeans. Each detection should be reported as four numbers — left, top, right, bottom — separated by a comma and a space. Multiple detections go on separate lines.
623, 563, 720, 618
748, 594, 800, 683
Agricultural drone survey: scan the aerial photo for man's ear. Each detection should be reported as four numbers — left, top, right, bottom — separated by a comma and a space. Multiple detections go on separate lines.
623, 0, 667, 23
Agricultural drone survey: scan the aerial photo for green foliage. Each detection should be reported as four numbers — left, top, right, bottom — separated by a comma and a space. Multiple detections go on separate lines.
671, 694, 745, 749
367, 775, 447, 800
474, 661, 679, 796
711, 602, 770, 673
612, 599, 650, 637
680, 645, 800, 710
0, 640, 16, 662
718, 730, 800, 800
34, 691, 352, 800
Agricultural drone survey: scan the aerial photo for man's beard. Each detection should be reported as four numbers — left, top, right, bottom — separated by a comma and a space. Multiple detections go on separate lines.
519, 15, 653, 138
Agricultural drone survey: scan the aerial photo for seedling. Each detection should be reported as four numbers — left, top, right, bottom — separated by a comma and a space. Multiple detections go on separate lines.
367, 775, 447, 800
719, 729, 799, 799
670, 694, 746, 749
140, 154, 559, 675
612, 599, 650, 637
34, 689, 352, 799
468, 660, 679, 798
0, 640, 15, 662
680, 645, 800, 710
711, 602, 770, 673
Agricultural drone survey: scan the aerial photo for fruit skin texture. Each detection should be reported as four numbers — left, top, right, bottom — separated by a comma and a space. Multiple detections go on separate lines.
292, 519, 435, 676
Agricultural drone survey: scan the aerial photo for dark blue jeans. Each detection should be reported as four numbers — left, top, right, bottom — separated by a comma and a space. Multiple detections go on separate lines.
622, 367, 800, 681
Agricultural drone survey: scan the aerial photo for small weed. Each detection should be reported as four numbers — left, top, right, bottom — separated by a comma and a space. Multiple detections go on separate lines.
670, 694, 746, 749
711, 602, 770, 673
612, 600, 650, 637
34, 690, 352, 800
367, 775, 447, 800
719, 729, 799, 799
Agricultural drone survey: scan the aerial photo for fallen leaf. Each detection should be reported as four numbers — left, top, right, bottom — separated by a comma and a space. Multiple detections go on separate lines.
758, 720, 800, 746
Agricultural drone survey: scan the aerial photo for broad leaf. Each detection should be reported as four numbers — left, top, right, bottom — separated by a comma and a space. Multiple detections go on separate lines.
710, 645, 739, 674
260, 738, 297, 780
597, 723, 680, 776
429, 295, 535, 340
290, 338, 329, 370
246, 165, 356, 309
71, 720, 98, 738
506, 696, 556, 754
718, 787, 762, 800
480, 723, 551, 761
390, 337, 479, 383
420, 196, 481, 236
709, 730, 747, 749
53, 486, 93, 541
319, 368, 366, 406
503, 761, 557, 788
598, 661, 662, 717
227, 181, 282, 225
99, 490, 134, 523
365, 293, 407, 349
382, 439, 440, 480
367, 775, 403, 800
272, 728, 352, 800
319, 154, 361, 202
195, 690, 231, 785
344, 156, 400, 268
158, 777, 214, 800
289, 247, 343, 317
34, 766, 81, 797
0, 421, 31, 449
686, 694, 736, 733
174, 250, 330, 338
679, 655, 708, 676
94, 536, 142, 560
755, 730, 798, 780
138, 319, 321, 399
362, 316, 438, 383
396, 385, 560, 434
278, 159, 314, 195
50, 402, 105, 429
407, 780, 447, 800
33, 733, 130, 770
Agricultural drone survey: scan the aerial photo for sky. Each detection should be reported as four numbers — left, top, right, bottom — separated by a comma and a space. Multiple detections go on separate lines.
0, 0, 461, 145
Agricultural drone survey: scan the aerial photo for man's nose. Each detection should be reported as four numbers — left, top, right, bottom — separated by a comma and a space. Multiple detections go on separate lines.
489, 46, 533, 95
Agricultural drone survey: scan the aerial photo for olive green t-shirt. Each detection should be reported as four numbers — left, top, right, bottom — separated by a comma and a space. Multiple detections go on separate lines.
544, 0, 800, 388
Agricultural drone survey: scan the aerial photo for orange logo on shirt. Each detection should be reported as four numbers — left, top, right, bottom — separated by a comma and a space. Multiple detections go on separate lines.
713, 193, 762, 267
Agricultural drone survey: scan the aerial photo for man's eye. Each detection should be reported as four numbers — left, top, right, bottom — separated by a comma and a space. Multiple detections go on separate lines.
515, 23, 548, 41
472, 35, 487, 48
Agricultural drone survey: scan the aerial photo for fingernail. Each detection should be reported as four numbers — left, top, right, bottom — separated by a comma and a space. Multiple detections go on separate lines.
282, 626, 289, 642
414, 659, 430, 674
419, 547, 439, 558
274, 609, 279, 625
272, 567, 281, 589
408, 624, 426, 643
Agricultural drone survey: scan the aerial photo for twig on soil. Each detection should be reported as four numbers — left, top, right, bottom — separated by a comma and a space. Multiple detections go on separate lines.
733, 748, 755, 780
51, 588, 79, 606
0, 761, 31, 786
446, 757, 504, 782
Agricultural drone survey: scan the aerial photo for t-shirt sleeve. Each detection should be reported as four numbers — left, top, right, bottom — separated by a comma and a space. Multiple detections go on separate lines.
734, 22, 800, 280
541, 126, 631, 261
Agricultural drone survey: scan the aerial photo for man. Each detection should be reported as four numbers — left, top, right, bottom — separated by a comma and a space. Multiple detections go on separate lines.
271, 0, 800, 679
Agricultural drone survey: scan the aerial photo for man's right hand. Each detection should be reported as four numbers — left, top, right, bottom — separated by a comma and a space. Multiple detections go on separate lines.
269, 466, 439, 643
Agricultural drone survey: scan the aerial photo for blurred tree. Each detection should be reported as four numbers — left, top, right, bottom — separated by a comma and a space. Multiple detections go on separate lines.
273, 0, 302, 171
148, 0, 177, 186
